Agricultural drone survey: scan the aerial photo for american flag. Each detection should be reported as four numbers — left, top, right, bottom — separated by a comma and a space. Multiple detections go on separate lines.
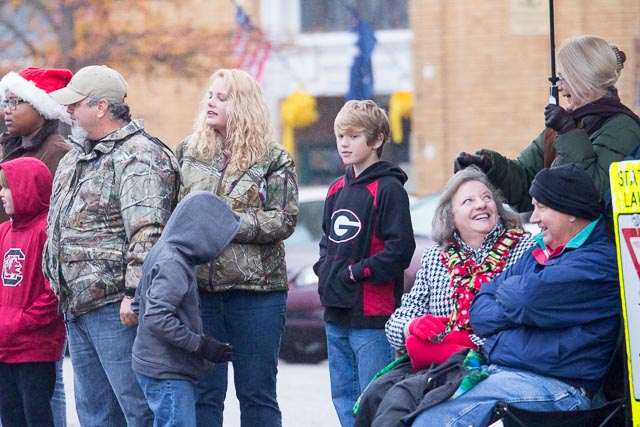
232, 5, 271, 80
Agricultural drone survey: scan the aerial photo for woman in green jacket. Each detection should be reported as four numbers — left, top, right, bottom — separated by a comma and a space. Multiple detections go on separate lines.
455, 34, 640, 215
175, 68, 299, 427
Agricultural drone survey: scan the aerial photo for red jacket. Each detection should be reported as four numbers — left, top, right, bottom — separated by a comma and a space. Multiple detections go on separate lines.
0, 157, 64, 363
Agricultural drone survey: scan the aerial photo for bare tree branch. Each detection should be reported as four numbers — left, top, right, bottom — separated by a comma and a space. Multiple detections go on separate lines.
0, 0, 235, 76
0, 16, 39, 57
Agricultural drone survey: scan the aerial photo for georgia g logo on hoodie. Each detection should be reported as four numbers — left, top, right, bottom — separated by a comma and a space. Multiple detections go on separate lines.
3, 248, 25, 287
329, 209, 361, 243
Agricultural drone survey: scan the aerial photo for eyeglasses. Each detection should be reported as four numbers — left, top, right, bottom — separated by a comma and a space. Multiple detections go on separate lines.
1, 99, 28, 111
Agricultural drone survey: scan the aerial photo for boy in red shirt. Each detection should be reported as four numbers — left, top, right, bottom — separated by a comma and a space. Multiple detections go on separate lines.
0, 157, 65, 426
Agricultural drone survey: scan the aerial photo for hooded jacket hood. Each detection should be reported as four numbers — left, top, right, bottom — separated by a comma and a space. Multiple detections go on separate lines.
344, 160, 408, 186
161, 191, 241, 265
1, 157, 52, 226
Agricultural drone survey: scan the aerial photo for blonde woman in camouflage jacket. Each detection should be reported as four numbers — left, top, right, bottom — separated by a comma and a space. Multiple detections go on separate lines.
175, 68, 298, 427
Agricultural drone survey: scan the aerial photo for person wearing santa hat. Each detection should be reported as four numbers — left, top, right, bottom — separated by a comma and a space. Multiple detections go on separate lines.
0, 66, 73, 427
0, 66, 73, 220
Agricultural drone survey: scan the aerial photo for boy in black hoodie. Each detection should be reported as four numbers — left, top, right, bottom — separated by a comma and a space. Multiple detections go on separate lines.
132, 191, 241, 427
313, 100, 416, 427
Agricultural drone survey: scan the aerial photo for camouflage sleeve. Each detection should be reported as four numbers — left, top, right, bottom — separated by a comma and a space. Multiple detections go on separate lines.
119, 143, 179, 292
42, 153, 74, 294
234, 146, 299, 244
173, 138, 188, 164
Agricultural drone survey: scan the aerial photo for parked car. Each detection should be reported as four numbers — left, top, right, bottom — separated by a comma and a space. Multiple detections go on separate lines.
280, 188, 439, 364
280, 186, 327, 364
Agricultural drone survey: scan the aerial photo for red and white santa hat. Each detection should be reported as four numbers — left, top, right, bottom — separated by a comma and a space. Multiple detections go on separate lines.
0, 67, 73, 123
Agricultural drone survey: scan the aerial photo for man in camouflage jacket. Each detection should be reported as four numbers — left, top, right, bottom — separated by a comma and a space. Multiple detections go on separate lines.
43, 65, 179, 427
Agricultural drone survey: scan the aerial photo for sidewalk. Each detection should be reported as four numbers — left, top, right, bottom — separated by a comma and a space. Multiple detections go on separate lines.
63, 357, 338, 427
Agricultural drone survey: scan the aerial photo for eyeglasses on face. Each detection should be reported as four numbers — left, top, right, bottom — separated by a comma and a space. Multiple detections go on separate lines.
1, 98, 28, 111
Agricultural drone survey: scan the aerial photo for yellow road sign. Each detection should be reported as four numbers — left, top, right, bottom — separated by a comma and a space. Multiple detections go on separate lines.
611, 160, 640, 426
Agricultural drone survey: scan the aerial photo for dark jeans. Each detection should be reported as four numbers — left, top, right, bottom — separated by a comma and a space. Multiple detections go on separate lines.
0, 361, 56, 427
195, 290, 287, 427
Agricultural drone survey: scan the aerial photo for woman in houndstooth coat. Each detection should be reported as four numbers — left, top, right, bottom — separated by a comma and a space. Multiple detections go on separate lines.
385, 167, 535, 367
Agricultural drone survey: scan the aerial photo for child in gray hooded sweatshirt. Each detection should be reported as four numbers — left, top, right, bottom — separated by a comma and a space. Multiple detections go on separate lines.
132, 191, 241, 427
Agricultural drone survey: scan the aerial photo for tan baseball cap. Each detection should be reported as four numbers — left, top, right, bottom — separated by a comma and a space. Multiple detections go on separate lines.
49, 65, 128, 105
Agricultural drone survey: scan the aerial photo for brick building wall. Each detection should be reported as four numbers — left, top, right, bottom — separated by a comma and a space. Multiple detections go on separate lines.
410, 0, 640, 195
124, 0, 260, 146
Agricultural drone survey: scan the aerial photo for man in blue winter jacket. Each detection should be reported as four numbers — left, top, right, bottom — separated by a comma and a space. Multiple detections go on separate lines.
411, 163, 621, 427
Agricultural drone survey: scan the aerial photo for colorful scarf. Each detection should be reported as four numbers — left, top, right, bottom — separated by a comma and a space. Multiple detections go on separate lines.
440, 228, 524, 333
450, 349, 489, 400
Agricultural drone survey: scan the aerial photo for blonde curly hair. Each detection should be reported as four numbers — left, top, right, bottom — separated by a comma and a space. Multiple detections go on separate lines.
187, 68, 274, 173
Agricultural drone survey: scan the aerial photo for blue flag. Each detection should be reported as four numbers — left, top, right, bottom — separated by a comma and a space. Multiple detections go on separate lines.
346, 17, 377, 101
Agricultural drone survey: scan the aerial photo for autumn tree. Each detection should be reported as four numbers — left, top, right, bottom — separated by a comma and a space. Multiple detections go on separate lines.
0, 0, 235, 77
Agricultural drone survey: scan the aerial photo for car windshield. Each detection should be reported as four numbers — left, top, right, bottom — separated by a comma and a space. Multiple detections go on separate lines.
285, 199, 325, 247
410, 192, 441, 238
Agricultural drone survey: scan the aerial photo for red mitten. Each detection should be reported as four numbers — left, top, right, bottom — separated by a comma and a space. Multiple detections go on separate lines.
441, 330, 477, 349
405, 335, 469, 371
407, 315, 448, 341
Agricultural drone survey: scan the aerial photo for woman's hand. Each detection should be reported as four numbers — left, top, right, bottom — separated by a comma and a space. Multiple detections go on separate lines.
544, 104, 577, 134
407, 314, 448, 341
453, 152, 492, 173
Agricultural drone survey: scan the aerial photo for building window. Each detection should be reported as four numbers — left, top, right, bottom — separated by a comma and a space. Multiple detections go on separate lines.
294, 96, 410, 186
300, 0, 408, 33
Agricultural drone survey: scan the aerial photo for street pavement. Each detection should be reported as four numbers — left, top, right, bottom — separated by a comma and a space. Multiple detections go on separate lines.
63, 357, 339, 427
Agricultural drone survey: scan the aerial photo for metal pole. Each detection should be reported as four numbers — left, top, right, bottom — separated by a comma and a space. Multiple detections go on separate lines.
548, 0, 559, 105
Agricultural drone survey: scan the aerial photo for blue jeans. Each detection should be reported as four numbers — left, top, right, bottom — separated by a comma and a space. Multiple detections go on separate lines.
411, 364, 592, 427
136, 373, 196, 427
66, 302, 153, 427
325, 322, 394, 427
195, 290, 287, 427
51, 340, 67, 427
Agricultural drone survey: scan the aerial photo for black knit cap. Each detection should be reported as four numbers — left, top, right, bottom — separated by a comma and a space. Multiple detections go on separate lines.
529, 163, 601, 220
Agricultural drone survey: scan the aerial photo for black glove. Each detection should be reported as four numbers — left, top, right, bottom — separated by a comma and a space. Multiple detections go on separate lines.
544, 104, 576, 135
195, 336, 233, 363
453, 152, 492, 173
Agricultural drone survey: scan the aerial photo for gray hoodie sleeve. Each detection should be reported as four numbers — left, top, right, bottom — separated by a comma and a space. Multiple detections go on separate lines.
143, 260, 202, 353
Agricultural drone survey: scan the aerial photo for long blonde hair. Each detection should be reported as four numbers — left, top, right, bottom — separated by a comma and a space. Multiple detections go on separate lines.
557, 35, 623, 108
188, 69, 274, 172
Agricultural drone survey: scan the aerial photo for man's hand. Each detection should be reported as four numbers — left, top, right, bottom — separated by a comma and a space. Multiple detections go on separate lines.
120, 297, 138, 326
544, 104, 576, 134
453, 152, 492, 173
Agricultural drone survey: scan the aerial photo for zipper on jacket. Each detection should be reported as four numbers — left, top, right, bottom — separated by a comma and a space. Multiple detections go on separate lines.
210, 163, 228, 288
